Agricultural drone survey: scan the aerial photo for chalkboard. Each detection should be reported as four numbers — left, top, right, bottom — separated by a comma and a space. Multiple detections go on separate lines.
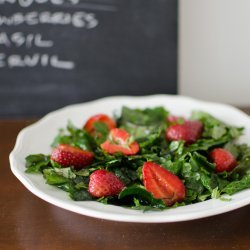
0, 0, 177, 118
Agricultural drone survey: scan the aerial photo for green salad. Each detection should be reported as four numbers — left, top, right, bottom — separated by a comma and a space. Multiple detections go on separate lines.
25, 106, 250, 210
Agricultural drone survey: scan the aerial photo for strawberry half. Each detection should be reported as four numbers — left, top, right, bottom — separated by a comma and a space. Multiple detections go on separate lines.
101, 128, 140, 155
210, 148, 237, 173
50, 144, 94, 169
88, 169, 125, 198
142, 162, 185, 206
166, 120, 203, 144
84, 114, 116, 135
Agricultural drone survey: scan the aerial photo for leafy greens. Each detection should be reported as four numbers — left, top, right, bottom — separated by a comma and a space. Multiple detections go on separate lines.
25, 106, 250, 211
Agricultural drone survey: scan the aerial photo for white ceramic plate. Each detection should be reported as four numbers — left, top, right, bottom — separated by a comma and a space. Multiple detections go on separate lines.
10, 95, 250, 223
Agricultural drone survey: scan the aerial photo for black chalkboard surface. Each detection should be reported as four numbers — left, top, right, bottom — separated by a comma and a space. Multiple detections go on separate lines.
0, 0, 177, 118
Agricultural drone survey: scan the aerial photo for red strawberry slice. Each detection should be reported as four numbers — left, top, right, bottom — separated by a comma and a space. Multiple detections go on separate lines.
101, 128, 140, 155
84, 114, 116, 135
210, 148, 237, 173
166, 120, 203, 144
142, 162, 185, 206
88, 169, 125, 198
50, 144, 94, 169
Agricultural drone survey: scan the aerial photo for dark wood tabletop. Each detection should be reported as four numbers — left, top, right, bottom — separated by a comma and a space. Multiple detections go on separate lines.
1, 110, 250, 250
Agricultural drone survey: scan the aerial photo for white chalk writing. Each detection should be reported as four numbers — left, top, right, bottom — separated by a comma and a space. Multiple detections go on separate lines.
0, 12, 98, 28
0, 1, 105, 70
0, 0, 79, 7
0, 32, 53, 48
0, 53, 75, 69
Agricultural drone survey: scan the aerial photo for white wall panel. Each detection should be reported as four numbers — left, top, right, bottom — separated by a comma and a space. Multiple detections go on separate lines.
179, 0, 250, 105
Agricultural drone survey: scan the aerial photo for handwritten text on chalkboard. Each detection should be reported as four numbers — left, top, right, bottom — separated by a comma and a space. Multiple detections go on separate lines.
0, 0, 177, 118
0, 0, 79, 7
0, 0, 105, 69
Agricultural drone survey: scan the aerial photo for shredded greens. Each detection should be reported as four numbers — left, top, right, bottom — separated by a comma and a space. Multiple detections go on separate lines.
25, 106, 250, 211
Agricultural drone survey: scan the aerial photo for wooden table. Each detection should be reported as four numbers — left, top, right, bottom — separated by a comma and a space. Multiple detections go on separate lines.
1, 112, 250, 250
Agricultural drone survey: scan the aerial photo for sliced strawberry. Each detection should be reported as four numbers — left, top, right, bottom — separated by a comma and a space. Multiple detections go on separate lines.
50, 144, 94, 169
101, 128, 140, 155
142, 162, 185, 206
84, 114, 116, 135
88, 169, 125, 198
166, 120, 203, 144
210, 148, 237, 173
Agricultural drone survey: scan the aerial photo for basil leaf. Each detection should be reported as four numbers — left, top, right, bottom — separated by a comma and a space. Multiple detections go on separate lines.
25, 154, 50, 173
